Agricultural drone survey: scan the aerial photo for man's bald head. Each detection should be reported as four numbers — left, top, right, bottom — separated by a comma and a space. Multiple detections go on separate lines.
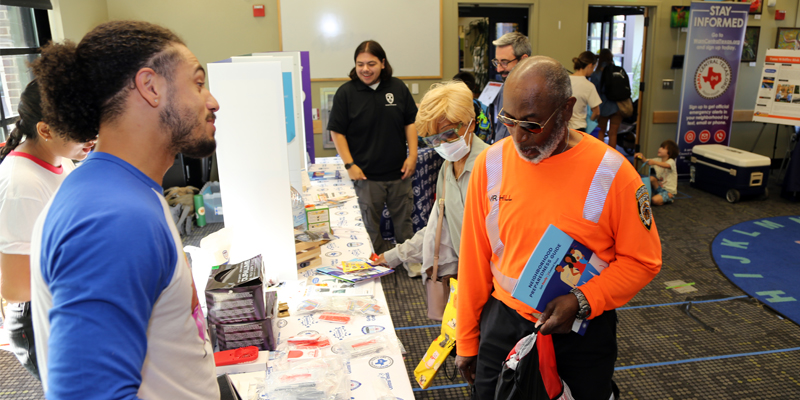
506, 56, 572, 107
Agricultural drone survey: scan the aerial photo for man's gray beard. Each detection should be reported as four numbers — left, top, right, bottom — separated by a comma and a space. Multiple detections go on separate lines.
513, 117, 568, 164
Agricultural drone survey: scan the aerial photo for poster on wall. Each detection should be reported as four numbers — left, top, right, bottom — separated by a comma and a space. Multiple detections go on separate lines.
675, 1, 749, 177
752, 49, 800, 126
775, 27, 800, 50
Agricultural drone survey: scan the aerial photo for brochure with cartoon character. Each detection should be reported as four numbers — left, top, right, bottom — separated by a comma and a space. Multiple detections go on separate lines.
511, 224, 608, 335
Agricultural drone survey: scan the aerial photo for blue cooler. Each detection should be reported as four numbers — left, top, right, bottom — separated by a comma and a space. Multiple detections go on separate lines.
690, 144, 770, 203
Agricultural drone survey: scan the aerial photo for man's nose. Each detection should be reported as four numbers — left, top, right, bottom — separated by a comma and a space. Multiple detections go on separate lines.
510, 124, 532, 141
208, 93, 220, 112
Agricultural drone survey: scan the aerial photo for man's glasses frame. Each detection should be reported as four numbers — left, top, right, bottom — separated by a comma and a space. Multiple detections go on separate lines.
491, 57, 520, 68
497, 104, 565, 134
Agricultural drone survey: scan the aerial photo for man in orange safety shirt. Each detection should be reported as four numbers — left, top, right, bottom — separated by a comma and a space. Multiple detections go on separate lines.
455, 56, 662, 400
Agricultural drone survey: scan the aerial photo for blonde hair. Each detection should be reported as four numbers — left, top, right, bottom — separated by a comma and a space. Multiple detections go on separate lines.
415, 81, 475, 137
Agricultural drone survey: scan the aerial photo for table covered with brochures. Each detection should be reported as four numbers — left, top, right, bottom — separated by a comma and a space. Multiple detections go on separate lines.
225, 157, 414, 400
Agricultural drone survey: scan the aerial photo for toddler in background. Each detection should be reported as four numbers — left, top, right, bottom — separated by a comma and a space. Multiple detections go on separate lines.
635, 140, 679, 206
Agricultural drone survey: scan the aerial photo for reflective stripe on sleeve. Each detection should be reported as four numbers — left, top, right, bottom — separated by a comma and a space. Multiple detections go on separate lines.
485, 144, 518, 293
483, 144, 623, 295
583, 149, 624, 223
485, 143, 505, 260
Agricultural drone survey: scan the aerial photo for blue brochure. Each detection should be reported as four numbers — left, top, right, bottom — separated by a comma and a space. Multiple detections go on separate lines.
511, 224, 608, 335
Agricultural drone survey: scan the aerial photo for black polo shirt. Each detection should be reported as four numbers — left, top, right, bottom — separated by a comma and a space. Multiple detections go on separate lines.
327, 77, 417, 181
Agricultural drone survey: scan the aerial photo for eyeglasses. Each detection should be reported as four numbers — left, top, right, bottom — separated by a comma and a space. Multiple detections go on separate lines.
491, 57, 520, 68
420, 120, 471, 148
497, 105, 564, 134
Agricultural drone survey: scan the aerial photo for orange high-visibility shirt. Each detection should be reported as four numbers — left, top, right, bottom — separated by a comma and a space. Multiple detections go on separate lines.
456, 133, 662, 357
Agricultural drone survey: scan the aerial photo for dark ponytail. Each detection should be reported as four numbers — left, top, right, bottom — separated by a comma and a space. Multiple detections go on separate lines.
0, 80, 43, 163
572, 51, 597, 71
31, 21, 184, 143
597, 49, 614, 70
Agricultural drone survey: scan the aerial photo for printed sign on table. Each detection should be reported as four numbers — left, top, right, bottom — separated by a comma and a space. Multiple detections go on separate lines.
676, 1, 749, 177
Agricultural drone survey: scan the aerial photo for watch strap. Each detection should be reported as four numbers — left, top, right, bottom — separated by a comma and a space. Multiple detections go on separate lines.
570, 287, 591, 319
344, 163, 354, 170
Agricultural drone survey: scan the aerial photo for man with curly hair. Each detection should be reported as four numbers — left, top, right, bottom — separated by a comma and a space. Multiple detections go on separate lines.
29, 21, 220, 399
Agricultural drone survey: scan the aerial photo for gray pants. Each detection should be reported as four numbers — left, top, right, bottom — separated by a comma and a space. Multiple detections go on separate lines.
353, 178, 414, 255
5, 302, 40, 379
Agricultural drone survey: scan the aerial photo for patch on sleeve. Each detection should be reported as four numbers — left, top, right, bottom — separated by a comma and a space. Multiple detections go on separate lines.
635, 184, 652, 230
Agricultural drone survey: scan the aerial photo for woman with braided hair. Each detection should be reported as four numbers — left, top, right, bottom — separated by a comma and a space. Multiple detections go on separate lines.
0, 79, 95, 378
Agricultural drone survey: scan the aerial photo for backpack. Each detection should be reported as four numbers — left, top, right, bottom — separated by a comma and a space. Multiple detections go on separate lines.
495, 331, 575, 400
601, 65, 632, 102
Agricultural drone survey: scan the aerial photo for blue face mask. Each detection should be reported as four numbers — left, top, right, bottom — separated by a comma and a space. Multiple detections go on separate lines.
433, 120, 472, 162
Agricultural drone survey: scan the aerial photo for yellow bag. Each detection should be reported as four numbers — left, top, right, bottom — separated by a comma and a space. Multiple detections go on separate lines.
414, 278, 458, 389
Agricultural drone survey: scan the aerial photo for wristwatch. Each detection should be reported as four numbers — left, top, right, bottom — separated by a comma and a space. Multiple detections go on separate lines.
571, 287, 591, 320
344, 162, 355, 170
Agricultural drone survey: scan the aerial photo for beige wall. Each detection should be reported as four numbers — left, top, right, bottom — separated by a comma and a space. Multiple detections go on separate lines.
49, 0, 108, 42
106, 0, 280, 71
52, 0, 800, 159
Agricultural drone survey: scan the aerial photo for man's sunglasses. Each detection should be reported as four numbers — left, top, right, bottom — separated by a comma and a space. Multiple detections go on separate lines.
496, 104, 564, 134
421, 120, 472, 148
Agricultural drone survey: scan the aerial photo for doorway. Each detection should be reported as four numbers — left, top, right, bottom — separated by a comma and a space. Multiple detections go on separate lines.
587, 6, 649, 156
458, 5, 530, 91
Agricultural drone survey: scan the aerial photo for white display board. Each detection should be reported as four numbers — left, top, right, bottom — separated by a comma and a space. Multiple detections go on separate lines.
279, 0, 441, 80
753, 49, 800, 126
233, 54, 307, 192
208, 61, 298, 282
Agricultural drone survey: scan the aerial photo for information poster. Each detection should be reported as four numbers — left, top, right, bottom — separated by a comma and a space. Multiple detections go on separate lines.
676, 1, 749, 177
753, 49, 800, 126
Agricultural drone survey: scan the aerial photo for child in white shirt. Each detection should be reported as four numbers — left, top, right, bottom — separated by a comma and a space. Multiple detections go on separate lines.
635, 140, 678, 206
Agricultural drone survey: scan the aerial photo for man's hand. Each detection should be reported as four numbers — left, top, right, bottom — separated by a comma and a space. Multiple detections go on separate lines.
537, 293, 580, 335
455, 355, 477, 385
374, 253, 390, 267
401, 156, 417, 180
346, 164, 367, 181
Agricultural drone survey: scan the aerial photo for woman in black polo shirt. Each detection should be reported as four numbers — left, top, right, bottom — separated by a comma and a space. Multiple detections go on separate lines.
327, 40, 419, 274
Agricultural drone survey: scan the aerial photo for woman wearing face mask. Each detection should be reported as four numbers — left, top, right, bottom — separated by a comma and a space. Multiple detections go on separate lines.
0, 80, 95, 379
375, 81, 489, 320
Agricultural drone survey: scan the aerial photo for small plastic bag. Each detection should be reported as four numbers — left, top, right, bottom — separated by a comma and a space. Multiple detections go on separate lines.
373, 378, 397, 400
295, 298, 326, 315
263, 356, 350, 400
346, 299, 383, 316
287, 331, 321, 346
317, 311, 352, 324
287, 332, 332, 349
332, 332, 397, 360
264, 368, 328, 399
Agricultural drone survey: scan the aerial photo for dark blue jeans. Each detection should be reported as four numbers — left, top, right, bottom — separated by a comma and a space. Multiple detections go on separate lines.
5, 301, 40, 379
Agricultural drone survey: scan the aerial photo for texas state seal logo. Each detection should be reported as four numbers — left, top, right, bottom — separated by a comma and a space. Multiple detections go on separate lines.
695, 56, 731, 100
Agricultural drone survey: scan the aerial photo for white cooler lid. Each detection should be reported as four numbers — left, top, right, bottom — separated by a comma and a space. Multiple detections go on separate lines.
692, 144, 771, 167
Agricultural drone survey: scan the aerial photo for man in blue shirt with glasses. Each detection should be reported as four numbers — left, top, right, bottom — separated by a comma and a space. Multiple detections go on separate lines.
489, 32, 531, 143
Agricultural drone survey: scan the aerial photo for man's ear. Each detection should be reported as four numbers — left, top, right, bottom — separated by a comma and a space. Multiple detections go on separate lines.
563, 96, 577, 121
134, 68, 163, 108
